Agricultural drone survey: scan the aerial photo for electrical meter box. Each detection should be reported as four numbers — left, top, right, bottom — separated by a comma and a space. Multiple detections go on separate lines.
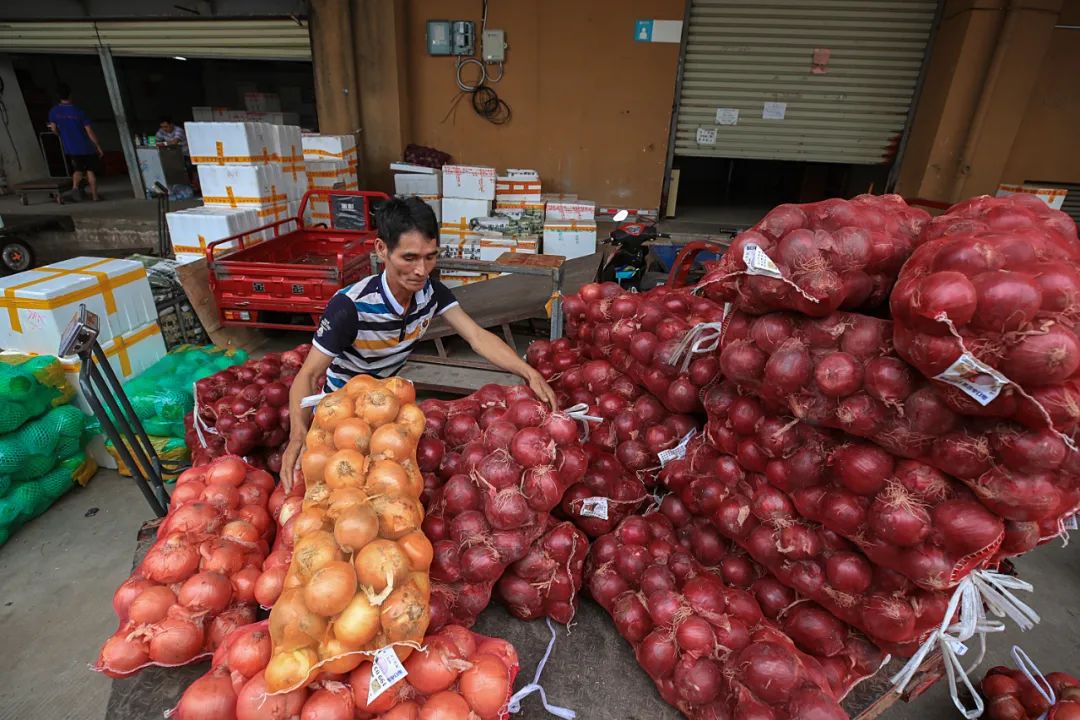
451, 20, 475, 55
426, 20, 452, 55
482, 29, 506, 62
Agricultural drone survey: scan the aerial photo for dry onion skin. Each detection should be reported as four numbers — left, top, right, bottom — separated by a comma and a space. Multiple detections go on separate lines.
266, 378, 430, 692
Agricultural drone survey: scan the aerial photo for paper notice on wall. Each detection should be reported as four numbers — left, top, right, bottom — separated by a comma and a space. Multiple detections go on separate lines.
696, 127, 718, 145
763, 102, 787, 120
715, 108, 739, 126
995, 183, 1068, 210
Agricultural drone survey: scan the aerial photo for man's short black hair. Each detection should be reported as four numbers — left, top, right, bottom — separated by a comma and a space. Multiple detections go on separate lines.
159, 115, 173, 125
57, 83, 71, 101
375, 196, 439, 251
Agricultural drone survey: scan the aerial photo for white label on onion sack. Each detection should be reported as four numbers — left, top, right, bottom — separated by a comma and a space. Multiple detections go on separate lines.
934, 352, 1009, 407
1066, 515, 1078, 531
368, 646, 408, 705
658, 429, 698, 467
579, 496, 609, 520
741, 244, 783, 279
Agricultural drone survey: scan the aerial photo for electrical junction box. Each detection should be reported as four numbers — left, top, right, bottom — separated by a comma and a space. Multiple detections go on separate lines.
482, 29, 506, 62
426, 20, 452, 55
451, 20, 475, 55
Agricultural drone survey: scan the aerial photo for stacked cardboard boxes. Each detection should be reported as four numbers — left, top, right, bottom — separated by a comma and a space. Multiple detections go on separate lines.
392, 163, 442, 222
543, 195, 597, 259
302, 134, 359, 224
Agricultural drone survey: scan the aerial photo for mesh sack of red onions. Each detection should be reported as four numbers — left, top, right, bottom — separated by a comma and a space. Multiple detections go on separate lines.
919, 194, 1079, 250
717, 309, 1080, 536
187, 345, 310, 473
891, 217, 1080, 435
697, 194, 929, 317
96, 456, 275, 678
658, 432, 952, 653
252, 476, 306, 609
169, 620, 521, 720
544, 283, 726, 414
495, 518, 588, 624
586, 511, 882, 719
702, 382, 1006, 590
417, 385, 589, 628
978, 651, 1080, 720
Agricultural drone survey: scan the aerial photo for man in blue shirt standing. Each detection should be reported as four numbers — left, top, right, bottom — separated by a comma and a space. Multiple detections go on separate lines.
47, 83, 105, 201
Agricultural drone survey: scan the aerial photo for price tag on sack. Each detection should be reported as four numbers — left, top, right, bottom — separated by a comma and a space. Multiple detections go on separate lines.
934, 352, 1009, 407
741, 244, 783, 279
657, 429, 697, 467
1065, 515, 1078, 531
367, 646, 408, 705
579, 496, 609, 520
942, 635, 969, 657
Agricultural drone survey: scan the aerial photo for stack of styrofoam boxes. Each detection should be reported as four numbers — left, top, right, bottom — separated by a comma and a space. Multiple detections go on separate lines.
392, 163, 441, 222
172, 121, 305, 263
301, 134, 359, 224
439, 165, 498, 288
543, 194, 597, 259
486, 168, 542, 260
0, 257, 167, 468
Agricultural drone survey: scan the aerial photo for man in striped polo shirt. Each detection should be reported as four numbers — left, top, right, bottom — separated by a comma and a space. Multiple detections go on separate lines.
281, 196, 557, 489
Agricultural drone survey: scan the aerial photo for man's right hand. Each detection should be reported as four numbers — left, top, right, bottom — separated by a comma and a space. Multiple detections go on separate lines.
280, 435, 304, 493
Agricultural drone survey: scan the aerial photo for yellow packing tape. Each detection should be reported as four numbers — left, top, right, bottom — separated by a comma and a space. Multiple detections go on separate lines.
190, 140, 272, 165
62, 322, 162, 376
203, 183, 286, 208
0, 259, 147, 333
304, 146, 358, 160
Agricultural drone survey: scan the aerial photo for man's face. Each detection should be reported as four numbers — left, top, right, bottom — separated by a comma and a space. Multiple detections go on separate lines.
377, 230, 439, 295
160, 121, 174, 133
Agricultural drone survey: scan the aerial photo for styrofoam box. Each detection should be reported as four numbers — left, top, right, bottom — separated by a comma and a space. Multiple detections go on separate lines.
244, 92, 281, 112
440, 236, 481, 260
546, 200, 595, 222
273, 125, 303, 162
496, 171, 542, 202
418, 195, 441, 222
0, 257, 155, 355
58, 321, 168, 414
245, 111, 300, 126
302, 133, 357, 161
305, 160, 358, 190
191, 106, 222, 122
199, 164, 288, 207
442, 197, 491, 226
442, 165, 497, 200
543, 221, 598, 260
166, 206, 260, 258
186, 122, 276, 165
255, 199, 297, 240
479, 237, 538, 262
395, 172, 441, 196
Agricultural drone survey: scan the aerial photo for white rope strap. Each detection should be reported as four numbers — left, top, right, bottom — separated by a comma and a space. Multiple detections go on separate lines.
506, 618, 577, 719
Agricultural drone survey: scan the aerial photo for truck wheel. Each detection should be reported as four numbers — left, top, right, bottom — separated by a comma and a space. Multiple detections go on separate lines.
1, 240, 34, 274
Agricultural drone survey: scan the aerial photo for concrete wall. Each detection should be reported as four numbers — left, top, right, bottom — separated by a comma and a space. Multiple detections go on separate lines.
0, 56, 48, 185
895, 0, 1076, 202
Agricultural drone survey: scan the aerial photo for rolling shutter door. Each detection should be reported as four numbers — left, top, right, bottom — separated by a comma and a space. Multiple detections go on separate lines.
674, 0, 936, 164
0, 19, 310, 61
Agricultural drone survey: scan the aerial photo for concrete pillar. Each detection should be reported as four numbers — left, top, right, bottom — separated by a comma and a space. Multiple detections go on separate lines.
309, 0, 361, 135
351, 0, 411, 191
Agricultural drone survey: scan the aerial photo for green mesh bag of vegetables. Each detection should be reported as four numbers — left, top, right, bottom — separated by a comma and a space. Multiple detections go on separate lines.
85, 344, 247, 439
0, 353, 75, 434
0, 451, 96, 546
0, 404, 87, 483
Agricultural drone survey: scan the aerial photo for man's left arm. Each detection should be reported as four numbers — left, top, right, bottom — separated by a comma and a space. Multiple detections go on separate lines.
441, 305, 558, 408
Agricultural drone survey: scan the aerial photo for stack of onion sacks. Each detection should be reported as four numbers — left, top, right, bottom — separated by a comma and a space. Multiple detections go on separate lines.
586, 512, 878, 719
718, 309, 1080, 539
253, 476, 306, 609
495, 519, 588, 624
703, 383, 1006, 591
97, 456, 275, 678
352, 624, 520, 719
698, 194, 928, 317
264, 376, 432, 693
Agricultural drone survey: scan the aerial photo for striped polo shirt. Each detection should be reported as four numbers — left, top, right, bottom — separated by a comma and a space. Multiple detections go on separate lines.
312, 272, 458, 389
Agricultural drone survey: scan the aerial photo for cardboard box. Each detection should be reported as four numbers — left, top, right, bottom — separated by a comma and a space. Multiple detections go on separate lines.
442, 197, 492, 226
496, 171, 542, 202
442, 165, 497, 200
543, 221, 597, 260
0, 257, 156, 353
243, 92, 281, 112
390, 162, 437, 174
186, 122, 275, 165
166, 206, 261, 259
546, 199, 595, 222
302, 133, 357, 162
395, 172, 442, 196
198, 164, 288, 208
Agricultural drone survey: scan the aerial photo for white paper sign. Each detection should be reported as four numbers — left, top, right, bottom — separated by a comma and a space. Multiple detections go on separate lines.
696, 127, 717, 145
368, 646, 408, 705
658, 429, 697, 466
762, 102, 787, 120
741, 243, 783, 278
934, 352, 1009, 406
715, 108, 739, 126
579, 496, 609, 520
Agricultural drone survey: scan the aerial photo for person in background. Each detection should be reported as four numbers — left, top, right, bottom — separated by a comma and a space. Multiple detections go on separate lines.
280, 196, 558, 490
47, 83, 104, 202
155, 116, 187, 153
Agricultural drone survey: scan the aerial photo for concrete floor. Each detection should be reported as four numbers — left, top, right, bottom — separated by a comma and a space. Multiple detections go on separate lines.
0, 464, 1077, 719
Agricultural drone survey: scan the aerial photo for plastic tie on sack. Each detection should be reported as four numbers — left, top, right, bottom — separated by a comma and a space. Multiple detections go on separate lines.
506, 618, 577, 719
300, 392, 327, 409
891, 570, 1040, 718
562, 403, 602, 440
669, 321, 726, 374
1011, 645, 1056, 718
